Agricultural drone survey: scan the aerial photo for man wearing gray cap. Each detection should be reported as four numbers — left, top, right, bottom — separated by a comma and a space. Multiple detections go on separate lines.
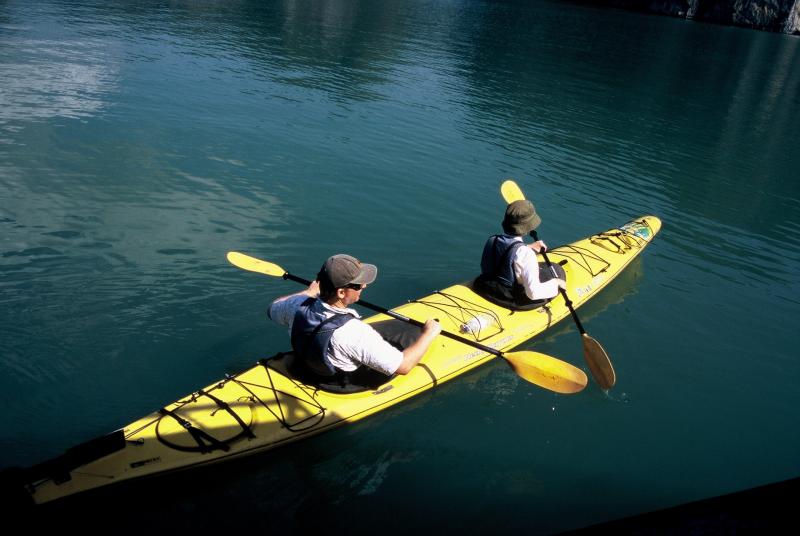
474, 200, 566, 310
269, 254, 441, 390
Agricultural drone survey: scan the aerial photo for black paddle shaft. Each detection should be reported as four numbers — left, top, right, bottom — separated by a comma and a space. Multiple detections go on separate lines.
531, 230, 587, 335
281, 272, 505, 358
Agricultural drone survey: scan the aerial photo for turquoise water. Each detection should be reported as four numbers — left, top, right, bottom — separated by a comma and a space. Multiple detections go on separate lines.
2, 0, 799, 532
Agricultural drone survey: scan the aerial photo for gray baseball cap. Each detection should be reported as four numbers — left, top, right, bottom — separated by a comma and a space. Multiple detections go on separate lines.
319, 254, 377, 288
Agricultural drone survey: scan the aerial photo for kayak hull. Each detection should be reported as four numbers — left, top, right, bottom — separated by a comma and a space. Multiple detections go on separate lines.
21, 216, 661, 504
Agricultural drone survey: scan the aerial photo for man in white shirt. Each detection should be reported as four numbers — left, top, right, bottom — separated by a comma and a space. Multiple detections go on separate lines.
269, 254, 440, 390
474, 200, 566, 310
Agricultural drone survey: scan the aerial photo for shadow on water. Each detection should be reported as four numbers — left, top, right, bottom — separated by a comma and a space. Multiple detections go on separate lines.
22, 383, 458, 533
29, 438, 349, 532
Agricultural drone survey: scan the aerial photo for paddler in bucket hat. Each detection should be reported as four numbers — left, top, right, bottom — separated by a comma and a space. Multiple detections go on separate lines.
473, 200, 566, 310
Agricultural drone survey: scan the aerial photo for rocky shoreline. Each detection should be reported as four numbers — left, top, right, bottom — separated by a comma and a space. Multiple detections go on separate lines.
585, 0, 800, 34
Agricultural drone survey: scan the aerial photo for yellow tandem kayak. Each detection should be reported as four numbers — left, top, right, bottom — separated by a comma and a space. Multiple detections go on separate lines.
15, 215, 661, 505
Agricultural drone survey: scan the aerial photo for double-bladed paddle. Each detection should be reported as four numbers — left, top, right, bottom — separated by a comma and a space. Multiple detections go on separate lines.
500, 179, 616, 389
226, 251, 587, 394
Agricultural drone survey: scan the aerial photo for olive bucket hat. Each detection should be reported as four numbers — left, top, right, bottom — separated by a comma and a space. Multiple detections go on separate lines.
502, 200, 542, 235
319, 254, 377, 288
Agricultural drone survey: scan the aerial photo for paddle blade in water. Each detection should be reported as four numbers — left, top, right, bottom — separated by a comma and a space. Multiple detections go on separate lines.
227, 252, 286, 278
501, 179, 525, 204
582, 334, 616, 389
502, 351, 588, 394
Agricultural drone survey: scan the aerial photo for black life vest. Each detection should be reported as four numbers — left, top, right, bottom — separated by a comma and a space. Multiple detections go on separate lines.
290, 298, 355, 376
474, 235, 566, 311
480, 234, 523, 288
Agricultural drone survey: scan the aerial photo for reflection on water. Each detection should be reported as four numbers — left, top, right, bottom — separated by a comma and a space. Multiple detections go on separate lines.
0, 57, 115, 124
0, 4, 120, 129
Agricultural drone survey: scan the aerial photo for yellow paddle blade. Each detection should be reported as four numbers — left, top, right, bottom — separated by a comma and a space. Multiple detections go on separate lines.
582, 334, 616, 389
500, 179, 526, 203
502, 351, 588, 394
226, 251, 286, 278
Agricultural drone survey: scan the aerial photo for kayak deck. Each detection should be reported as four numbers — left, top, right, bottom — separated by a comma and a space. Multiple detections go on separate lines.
23, 216, 661, 504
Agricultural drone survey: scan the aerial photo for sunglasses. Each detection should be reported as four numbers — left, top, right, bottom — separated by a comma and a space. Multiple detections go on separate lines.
344, 283, 366, 291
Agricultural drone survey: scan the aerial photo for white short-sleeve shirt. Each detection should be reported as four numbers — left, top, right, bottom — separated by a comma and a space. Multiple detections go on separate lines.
508, 236, 561, 300
268, 295, 404, 375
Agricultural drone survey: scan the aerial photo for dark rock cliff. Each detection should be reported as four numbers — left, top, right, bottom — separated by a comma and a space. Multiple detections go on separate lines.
582, 0, 800, 33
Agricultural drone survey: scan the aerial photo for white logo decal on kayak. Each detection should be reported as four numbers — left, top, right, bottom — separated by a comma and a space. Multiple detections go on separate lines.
446, 336, 514, 366
576, 274, 605, 298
